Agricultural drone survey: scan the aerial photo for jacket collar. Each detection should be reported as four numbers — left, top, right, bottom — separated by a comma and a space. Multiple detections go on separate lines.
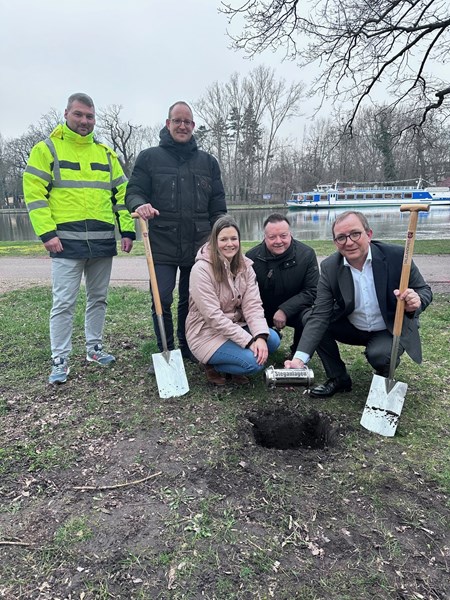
159, 126, 197, 161
50, 123, 94, 145
336, 241, 388, 313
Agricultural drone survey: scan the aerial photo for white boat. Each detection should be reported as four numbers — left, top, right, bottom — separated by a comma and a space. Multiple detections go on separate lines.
286, 179, 450, 209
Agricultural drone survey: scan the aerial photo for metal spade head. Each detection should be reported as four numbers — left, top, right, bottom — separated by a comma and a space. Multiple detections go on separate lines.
361, 374, 408, 437
152, 349, 189, 398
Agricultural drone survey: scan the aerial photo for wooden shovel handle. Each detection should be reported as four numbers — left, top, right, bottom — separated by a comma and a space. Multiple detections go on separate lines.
393, 204, 430, 336
131, 212, 163, 316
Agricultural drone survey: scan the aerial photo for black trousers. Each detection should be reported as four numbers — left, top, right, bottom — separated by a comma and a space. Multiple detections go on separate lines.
149, 264, 191, 351
313, 318, 405, 379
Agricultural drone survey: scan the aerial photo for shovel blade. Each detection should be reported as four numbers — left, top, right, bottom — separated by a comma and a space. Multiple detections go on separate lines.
360, 374, 408, 437
152, 349, 189, 398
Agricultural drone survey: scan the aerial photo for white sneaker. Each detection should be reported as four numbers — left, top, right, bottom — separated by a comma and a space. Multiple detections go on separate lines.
49, 357, 70, 384
86, 344, 115, 365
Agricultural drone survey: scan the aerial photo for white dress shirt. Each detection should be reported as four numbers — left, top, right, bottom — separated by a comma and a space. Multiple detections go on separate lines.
294, 246, 386, 364
345, 247, 386, 332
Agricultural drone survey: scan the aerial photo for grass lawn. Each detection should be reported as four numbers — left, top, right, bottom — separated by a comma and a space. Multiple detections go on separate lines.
0, 285, 449, 599
1, 238, 449, 257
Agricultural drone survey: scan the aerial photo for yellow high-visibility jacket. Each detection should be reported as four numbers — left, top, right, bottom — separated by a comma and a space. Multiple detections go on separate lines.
23, 123, 135, 258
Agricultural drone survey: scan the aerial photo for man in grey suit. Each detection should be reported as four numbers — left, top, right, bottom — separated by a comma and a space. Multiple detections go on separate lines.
285, 211, 433, 398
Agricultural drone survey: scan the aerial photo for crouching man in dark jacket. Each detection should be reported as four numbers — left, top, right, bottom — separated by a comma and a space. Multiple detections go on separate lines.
246, 213, 319, 356
125, 101, 227, 366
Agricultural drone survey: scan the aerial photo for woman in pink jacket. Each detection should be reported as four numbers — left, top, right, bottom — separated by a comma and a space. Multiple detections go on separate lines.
186, 216, 280, 386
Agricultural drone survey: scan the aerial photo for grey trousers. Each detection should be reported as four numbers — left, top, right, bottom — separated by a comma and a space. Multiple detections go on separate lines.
50, 257, 113, 359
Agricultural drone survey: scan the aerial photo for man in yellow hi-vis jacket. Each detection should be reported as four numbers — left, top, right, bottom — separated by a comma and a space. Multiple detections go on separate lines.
23, 92, 135, 384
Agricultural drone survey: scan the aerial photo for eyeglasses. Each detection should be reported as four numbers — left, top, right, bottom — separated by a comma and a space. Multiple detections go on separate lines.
334, 231, 363, 245
170, 118, 194, 127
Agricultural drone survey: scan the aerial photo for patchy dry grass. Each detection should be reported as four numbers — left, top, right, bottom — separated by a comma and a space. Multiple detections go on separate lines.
0, 286, 449, 599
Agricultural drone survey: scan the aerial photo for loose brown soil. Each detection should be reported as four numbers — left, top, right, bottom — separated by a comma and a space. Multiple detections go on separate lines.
1, 282, 449, 599
248, 409, 336, 450
1, 342, 449, 600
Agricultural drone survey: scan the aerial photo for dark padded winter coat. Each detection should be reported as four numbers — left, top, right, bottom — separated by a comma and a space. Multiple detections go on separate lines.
125, 128, 226, 266
246, 238, 319, 324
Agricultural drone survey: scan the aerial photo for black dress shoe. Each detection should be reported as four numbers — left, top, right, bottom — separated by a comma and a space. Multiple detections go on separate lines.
310, 375, 352, 398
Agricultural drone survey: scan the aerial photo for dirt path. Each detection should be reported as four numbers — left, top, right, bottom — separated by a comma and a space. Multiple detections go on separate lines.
1, 254, 450, 294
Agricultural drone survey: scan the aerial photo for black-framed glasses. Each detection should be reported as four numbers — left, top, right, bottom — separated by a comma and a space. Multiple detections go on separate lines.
170, 118, 194, 127
334, 231, 363, 245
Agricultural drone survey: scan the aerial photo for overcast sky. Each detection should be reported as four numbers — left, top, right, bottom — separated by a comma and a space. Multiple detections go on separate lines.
0, 0, 318, 141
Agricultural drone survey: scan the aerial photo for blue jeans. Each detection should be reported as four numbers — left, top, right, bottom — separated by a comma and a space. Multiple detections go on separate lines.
208, 328, 281, 375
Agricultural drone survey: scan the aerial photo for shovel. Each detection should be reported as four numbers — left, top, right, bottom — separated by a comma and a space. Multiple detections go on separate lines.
360, 203, 430, 436
132, 213, 189, 398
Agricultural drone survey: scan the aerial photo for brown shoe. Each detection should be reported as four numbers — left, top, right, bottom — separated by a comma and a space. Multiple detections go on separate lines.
230, 374, 250, 386
204, 364, 226, 386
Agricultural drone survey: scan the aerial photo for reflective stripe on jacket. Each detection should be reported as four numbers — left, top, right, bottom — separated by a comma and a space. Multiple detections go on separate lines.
23, 123, 135, 258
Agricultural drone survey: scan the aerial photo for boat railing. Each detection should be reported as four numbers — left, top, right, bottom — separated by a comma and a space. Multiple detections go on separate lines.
343, 185, 418, 192
289, 178, 431, 201
323, 178, 423, 192
290, 185, 417, 198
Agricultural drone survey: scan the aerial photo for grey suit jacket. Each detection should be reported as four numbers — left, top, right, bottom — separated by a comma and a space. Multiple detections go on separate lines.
298, 241, 433, 363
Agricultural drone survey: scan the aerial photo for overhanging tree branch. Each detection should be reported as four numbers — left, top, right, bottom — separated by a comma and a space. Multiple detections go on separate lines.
419, 86, 450, 126
220, 0, 450, 129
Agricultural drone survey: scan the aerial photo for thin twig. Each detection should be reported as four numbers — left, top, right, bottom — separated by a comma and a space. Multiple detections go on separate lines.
74, 471, 162, 492
247, 538, 266, 552
0, 540, 33, 547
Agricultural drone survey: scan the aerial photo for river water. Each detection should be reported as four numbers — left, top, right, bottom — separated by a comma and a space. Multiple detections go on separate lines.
1, 206, 449, 242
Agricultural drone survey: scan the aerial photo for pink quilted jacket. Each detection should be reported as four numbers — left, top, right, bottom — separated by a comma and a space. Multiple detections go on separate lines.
185, 243, 269, 364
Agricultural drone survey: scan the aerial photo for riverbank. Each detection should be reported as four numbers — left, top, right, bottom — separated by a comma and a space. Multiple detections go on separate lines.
3, 207, 450, 245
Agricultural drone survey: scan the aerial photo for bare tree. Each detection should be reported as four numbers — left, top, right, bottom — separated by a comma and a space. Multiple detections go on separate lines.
7, 109, 63, 171
1, 110, 62, 207
262, 104, 450, 198
0, 135, 8, 206
96, 105, 144, 176
249, 65, 305, 189
140, 124, 164, 150
267, 143, 303, 200
39, 107, 64, 135
220, 0, 450, 131
195, 66, 304, 201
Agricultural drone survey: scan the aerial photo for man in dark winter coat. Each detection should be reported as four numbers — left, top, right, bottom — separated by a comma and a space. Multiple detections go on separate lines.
125, 101, 226, 363
285, 211, 432, 398
246, 213, 319, 355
